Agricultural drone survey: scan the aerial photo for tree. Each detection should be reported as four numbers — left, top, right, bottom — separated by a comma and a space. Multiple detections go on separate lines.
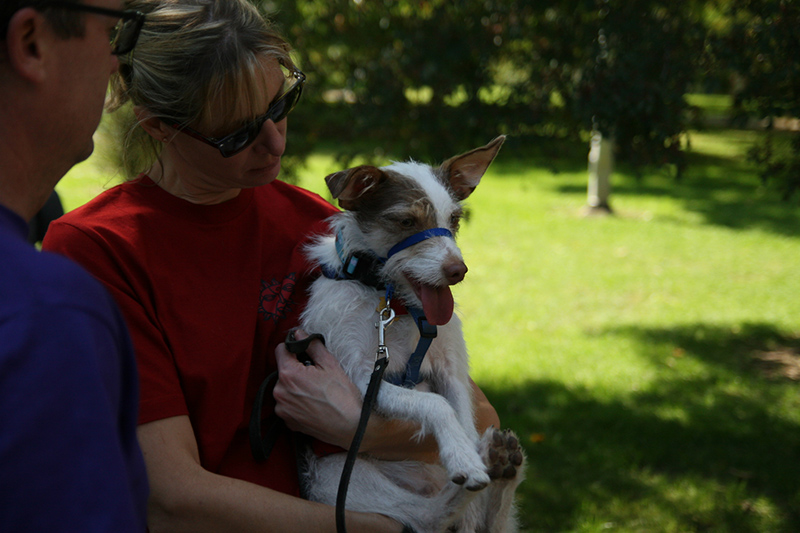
268, 0, 546, 165
529, 0, 705, 212
260, 0, 708, 190
572, 1, 705, 173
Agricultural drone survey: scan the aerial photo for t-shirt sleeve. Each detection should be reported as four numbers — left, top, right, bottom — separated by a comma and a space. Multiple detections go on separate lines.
44, 221, 189, 425
0, 301, 147, 531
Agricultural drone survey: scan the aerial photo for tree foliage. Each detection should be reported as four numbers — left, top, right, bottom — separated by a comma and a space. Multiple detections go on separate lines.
261, 0, 796, 195
268, 0, 546, 165
571, 1, 705, 173
264, 0, 705, 170
706, 0, 800, 199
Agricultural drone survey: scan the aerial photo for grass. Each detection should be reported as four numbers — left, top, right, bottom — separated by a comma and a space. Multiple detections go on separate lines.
453, 132, 800, 532
56, 124, 800, 532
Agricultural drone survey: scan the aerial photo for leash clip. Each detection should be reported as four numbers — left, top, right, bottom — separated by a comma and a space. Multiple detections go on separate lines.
375, 302, 395, 363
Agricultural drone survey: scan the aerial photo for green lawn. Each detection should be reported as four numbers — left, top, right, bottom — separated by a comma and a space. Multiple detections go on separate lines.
454, 131, 800, 532
56, 126, 800, 532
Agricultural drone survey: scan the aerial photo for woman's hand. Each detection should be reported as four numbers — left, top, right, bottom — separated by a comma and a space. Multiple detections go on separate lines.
273, 330, 364, 449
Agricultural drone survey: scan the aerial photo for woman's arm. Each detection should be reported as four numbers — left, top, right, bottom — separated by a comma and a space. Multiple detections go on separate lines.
138, 415, 402, 533
273, 333, 500, 462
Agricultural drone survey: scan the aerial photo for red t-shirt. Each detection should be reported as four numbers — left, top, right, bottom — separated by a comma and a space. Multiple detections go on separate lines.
43, 176, 338, 496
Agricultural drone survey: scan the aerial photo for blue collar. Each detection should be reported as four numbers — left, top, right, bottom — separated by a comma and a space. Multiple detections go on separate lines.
321, 227, 454, 289
386, 228, 453, 259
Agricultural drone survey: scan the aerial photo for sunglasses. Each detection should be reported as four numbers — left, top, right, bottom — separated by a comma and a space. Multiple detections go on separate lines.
36, 1, 145, 55
171, 67, 306, 158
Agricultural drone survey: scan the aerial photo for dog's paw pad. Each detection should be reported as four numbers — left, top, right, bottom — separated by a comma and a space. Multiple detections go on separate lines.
509, 449, 523, 467
482, 427, 525, 482
502, 465, 517, 479
487, 462, 503, 480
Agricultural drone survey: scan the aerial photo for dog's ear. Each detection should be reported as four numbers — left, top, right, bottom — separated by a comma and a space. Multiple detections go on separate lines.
325, 165, 385, 211
440, 135, 506, 201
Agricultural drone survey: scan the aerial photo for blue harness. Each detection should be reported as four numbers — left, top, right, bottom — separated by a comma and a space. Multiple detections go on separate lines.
320, 227, 454, 388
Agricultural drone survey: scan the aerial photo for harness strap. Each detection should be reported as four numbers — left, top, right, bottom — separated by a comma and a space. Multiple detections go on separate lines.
324, 227, 454, 284
384, 307, 437, 389
386, 227, 453, 259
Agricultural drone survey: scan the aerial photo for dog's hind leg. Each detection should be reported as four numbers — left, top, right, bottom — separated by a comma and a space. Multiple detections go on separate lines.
305, 454, 478, 533
472, 427, 526, 532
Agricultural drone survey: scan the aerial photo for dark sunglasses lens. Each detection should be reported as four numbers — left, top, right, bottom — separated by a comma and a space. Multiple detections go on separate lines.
219, 124, 261, 157
271, 83, 303, 123
268, 98, 289, 123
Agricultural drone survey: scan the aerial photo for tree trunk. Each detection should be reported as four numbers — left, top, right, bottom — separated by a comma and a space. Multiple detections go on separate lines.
584, 130, 614, 216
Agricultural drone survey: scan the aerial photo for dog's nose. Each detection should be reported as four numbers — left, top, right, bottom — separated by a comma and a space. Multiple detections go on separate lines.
444, 261, 468, 285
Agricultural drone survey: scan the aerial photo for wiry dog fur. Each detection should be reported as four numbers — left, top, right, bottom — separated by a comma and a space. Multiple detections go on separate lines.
300, 136, 524, 532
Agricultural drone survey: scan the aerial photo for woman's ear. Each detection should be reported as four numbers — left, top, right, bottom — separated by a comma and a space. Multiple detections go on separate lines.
5, 8, 51, 83
135, 106, 172, 142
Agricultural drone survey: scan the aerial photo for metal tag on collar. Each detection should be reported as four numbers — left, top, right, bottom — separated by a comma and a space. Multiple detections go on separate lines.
386, 228, 453, 259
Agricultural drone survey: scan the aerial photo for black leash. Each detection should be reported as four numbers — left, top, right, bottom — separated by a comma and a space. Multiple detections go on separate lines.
335, 349, 390, 532
249, 331, 325, 463
335, 304, 395, 533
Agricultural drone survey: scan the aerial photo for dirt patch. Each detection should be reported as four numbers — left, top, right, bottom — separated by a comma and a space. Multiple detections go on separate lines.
752, 348, 800, 381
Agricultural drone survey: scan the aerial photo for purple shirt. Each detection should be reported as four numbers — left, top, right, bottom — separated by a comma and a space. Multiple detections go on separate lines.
0, 203, 148, 531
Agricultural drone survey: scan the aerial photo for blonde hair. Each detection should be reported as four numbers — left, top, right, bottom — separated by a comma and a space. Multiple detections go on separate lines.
106, 0, 293, 177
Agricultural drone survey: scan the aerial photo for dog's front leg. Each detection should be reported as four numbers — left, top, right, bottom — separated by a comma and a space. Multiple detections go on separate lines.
365, 381, 490, 492
431, 364, 479, 442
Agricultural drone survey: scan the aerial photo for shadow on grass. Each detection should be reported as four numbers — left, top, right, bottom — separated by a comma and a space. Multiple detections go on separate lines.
488, 322, 800, 532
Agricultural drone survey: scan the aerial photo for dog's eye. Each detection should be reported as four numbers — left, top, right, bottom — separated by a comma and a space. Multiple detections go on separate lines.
399, 218, 415, 229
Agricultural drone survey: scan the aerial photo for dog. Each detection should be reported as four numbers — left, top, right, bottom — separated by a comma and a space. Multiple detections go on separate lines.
299, 136, 524, 532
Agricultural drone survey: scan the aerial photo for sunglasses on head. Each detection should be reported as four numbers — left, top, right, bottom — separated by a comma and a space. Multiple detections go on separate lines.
170, 67, 306, 158
35, 1, 145, 56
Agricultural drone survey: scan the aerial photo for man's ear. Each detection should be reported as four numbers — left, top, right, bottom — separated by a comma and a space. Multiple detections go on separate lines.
4, 8, 51, 83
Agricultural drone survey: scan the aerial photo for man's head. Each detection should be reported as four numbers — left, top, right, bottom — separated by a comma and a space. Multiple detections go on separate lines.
0, 0, 140, 220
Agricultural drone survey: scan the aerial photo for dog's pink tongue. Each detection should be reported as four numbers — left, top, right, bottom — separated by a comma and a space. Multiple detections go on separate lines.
419, 285, 455, 326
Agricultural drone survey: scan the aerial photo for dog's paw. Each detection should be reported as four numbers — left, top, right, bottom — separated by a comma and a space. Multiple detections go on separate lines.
481, 427, 525, 482
441, 445, 491, 491
451, 470, 490, 492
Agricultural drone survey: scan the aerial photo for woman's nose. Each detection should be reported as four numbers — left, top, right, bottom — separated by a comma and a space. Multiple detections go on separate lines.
254, 119, 286, 156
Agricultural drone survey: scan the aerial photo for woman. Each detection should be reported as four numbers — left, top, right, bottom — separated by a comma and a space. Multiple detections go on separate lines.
44, 1, 499, 531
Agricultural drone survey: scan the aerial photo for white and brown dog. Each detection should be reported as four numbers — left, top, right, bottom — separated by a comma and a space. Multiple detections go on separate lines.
300, 136, 524, 532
